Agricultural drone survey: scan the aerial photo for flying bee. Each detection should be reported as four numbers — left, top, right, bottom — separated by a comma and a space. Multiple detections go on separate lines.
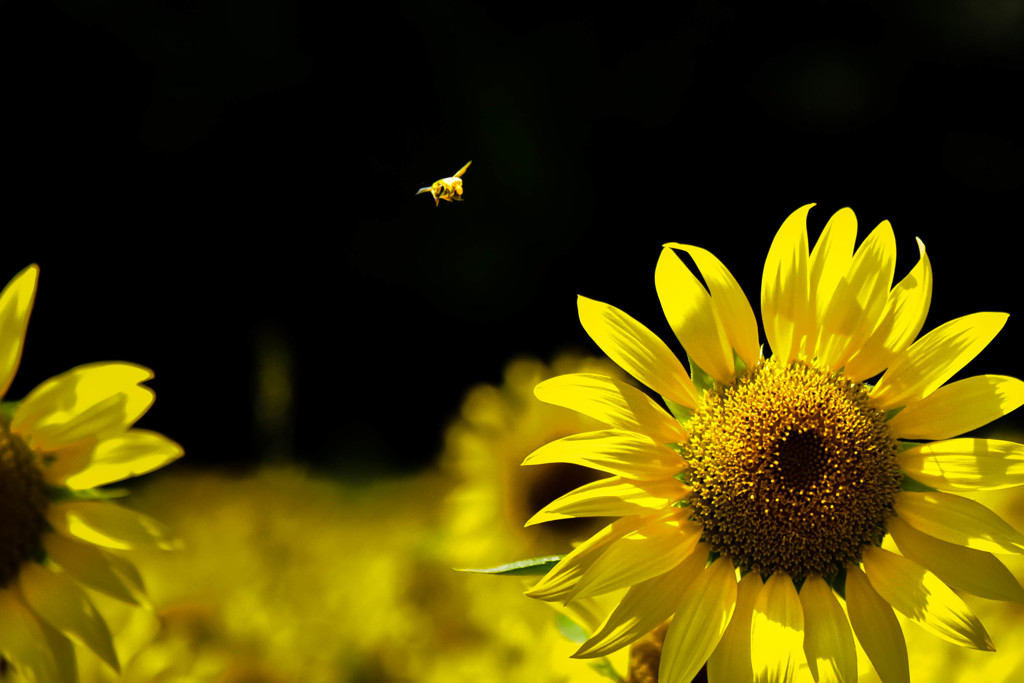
416, 160, 472, 206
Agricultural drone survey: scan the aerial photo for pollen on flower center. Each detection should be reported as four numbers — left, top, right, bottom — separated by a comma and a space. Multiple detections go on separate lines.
0, 420, 49, 587
683, 358, 901, 581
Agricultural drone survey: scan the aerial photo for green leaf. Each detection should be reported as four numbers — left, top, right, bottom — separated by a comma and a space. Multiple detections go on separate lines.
555, 613, 588, 643
455, 555, 564, 576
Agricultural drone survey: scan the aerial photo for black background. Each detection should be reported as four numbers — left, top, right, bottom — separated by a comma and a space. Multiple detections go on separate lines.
3, 0, 1023, 476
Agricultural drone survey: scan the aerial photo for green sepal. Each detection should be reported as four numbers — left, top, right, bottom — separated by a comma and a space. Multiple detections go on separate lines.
900, 473, 937, 493
555, 613, 588, 643
732, 349, 748, 377
688, 356, 715, 395
0, 401, 17, 421
826, 566, 848, 600
589, 659, 626, 682
47, 486, 130, 502
663, 397, 692, 423
455, 555, 564, 576
897, 440, 923, 453
670, 498, 690, 508
884, 406, 905, 421
555, 615, 624, 681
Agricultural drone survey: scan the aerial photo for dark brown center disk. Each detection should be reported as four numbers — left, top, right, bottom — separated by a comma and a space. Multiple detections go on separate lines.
683, 358, 901, 580
0, 426, 49, 586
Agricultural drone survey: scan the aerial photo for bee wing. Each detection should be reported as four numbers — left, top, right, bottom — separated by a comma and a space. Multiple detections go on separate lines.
453, 160, 472, 178
416, 186, 433, 195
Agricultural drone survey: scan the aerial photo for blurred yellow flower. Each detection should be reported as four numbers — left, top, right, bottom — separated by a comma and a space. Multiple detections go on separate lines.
78, 463, 622, 683
0, 265, 182, 681
523, 206, 1024, 683
439, 354, 632, 681
440, 353, 622, 567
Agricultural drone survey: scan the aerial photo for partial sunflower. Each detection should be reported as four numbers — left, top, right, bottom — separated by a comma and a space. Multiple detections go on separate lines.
523, 205, 1024, 683
0, 265, 182, 681
440, 353, 622, 567
439, 354, 630, 681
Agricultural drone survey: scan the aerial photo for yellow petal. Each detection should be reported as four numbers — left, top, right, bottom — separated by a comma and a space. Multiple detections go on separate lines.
844, 237, 932, 382
806, 207, 857, 360
862, 545, 993, 650
574, 545, 709, 658
0, 586, 63, 682
48, 500, 178, 551
750, 571, 804, 683
896, 437, 1024, 491
62, 430, 184, 489
662, 243, 760, 370
894, 491, 1024, 554
845, 564, 909, 683
570, 512, 701, 600
887, 516, 1024, 602
18, 562, 120, 671
12, 363, 156, 451
707, 571, 763, 683
577, 295, 699, 408
886, 375, 1024, 440
526, 517, 643, 601
534, 374, 688, 444
799, 575, 857, 683
655, 247, 735, 385
0, 264, 38, 399
817, 221, 896, 371
522, 429, 684, 480
761, 204, 812, 364
660, 557, 739, 683
526, 476, 685, 525
871, 312, 1008, 409
42, 532, 143, 605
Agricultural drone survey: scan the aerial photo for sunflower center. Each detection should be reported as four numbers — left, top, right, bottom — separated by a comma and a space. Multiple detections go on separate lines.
0, 422, 49, 586
683, 358, 901, 581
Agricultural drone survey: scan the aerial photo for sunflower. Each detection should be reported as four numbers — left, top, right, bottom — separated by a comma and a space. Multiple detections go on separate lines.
523, 205, 1024, 683
0, 265, 182, 681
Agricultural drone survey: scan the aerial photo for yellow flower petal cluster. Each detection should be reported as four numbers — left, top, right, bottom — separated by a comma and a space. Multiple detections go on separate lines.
0, 265, 182, 681
524, 205, 1024, 683
886, 472, 1024, 682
